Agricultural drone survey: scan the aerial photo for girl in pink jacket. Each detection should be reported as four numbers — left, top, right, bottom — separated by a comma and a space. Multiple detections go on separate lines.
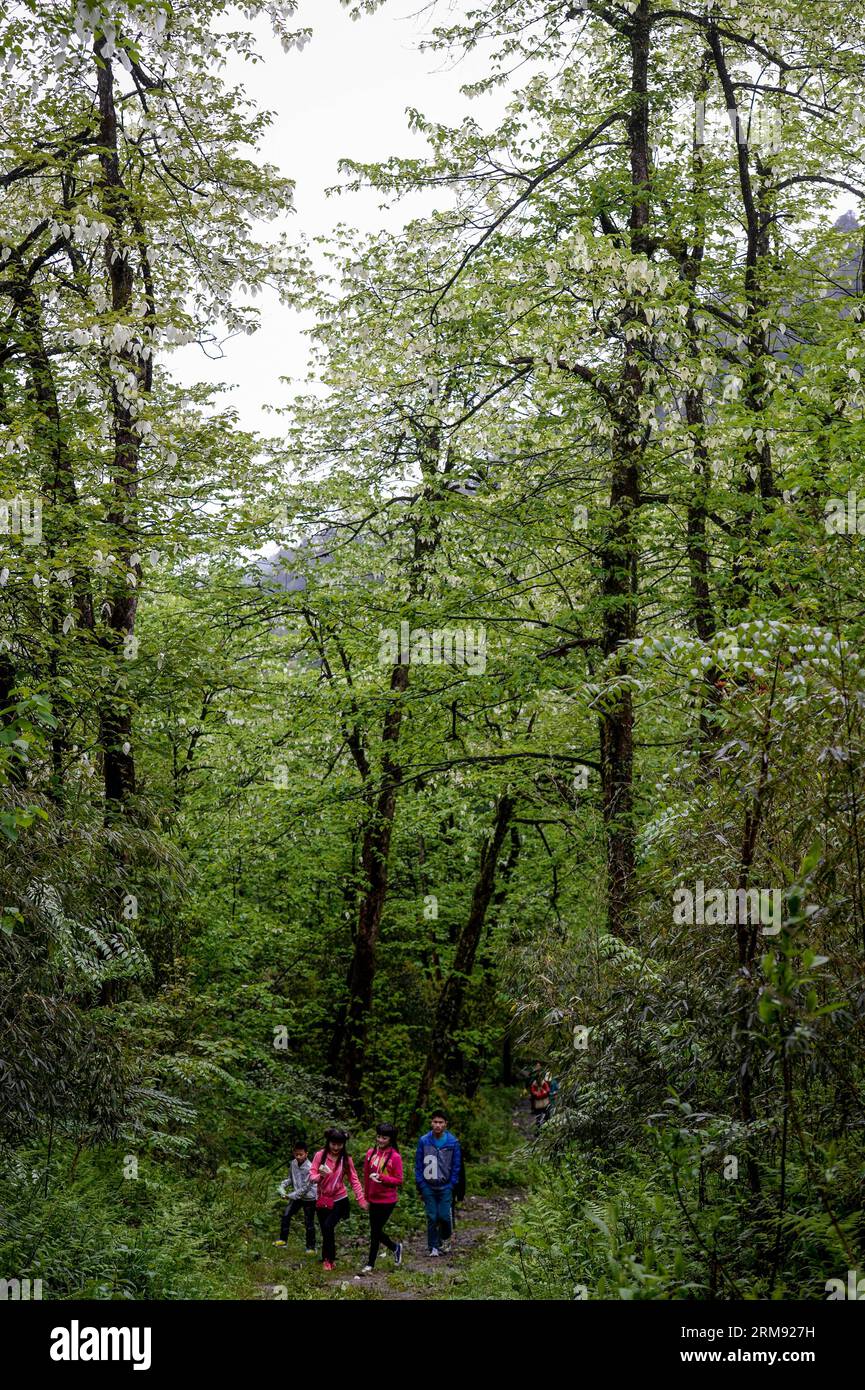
359, 1122, 404, 1275
309, 1128, 368, 1270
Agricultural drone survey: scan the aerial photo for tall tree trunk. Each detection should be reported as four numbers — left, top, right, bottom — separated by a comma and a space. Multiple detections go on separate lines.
337, 421, 445, 1107
410, 793, 515, 1131
326, 841, 361, 1073
340, 660, 409, 1107
454, 817, 522, 1098
707, 23, 774, 618
93, 37, 150, 1005
95, 38, 148, 819
598, 1, 651, 936
682, 63, 715, 650
10, 262, 95, 803
678, 68, 722, 749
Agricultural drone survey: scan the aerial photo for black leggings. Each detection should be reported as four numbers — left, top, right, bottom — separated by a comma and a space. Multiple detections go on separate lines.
317, 1197, 350, 1262
368, 1202, 397, 1268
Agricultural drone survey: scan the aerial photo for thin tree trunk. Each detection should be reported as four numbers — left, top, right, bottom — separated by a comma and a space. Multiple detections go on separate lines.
95, 38, 149, 818
410, 794, 515, 1131
340, 660, 409, 1107
598, 1, 651, 936
707, 23, 774, 616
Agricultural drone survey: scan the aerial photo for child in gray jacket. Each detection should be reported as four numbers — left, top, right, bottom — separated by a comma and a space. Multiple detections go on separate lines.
274, 1141, 318, 1252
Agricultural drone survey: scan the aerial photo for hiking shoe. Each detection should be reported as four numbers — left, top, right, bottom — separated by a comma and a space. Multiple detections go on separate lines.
304, 1248, 316, 1256
359, 1265, 374, 1275
394, 1242, 403, 1267
323, 1260, 335, 1271
273, 1240, 286, 1247
429, 1248, 441, 1257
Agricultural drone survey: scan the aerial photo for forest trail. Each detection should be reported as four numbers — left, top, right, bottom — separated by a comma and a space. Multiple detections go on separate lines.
257, 1188, 523, 1302
255, 1101, 532, 1301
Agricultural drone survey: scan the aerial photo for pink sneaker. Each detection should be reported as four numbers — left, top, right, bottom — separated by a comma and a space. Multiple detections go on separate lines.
323, 1260, 335, 1271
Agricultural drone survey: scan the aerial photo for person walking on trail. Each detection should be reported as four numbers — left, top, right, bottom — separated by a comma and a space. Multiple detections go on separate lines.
309, 1127, 368, 1271
274, 1139, 318, 1254
530, 1073, 551, 1129
526, 1059, 544, 1112
356, 1122, 404, 1277
414, 1110, 462, 1257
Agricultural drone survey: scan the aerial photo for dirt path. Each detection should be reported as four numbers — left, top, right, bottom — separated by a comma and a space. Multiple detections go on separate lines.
345, 1188, 521, 1300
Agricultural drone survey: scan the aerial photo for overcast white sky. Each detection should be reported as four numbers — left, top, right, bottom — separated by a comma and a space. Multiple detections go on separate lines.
173, 0, 499, 433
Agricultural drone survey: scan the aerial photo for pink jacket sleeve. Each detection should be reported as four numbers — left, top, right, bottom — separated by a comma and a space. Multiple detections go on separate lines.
347, 1157, 367, 1204
379, 1152, 403, 1187
308, 1149, 324, 1183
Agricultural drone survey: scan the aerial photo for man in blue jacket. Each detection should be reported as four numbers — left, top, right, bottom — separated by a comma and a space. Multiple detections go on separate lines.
414, 1110, 462, 1256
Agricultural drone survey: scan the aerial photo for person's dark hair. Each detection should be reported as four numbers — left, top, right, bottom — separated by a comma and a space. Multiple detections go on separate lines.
430, 1109, 448, 1122
376, 1121, 399, 1151
323, 1126, 349, 1172
292, 1140, 308, 1152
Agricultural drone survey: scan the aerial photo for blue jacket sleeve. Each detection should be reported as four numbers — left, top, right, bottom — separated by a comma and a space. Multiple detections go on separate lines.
450, 1139, 462, 1189
414, 1138, 425, 1185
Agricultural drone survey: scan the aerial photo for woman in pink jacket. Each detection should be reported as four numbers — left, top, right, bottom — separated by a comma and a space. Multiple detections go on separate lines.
309, 1127, 368, 1270
359, 1122, 404, 1276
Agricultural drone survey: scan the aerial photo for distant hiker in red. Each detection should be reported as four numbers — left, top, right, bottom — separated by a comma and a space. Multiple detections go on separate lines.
526, 1058, 544, 1108
309, 1127, 368, 1270
530, 1074, 551, 1129
357, 1122, 404, 1277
